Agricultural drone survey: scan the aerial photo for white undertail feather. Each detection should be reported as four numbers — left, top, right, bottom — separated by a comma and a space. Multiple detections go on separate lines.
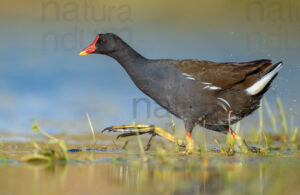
182, 73, 195, 80
246, 63, 282, 95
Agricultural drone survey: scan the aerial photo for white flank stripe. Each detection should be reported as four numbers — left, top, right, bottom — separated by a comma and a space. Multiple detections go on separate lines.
217, 97, 231, 109
182, 73, 191, 77
203, 85, 221, 90
217, 102, 228, 112
187, 77, 195, 80
182, 73, 196, 80
246, 63, 282, 95
208, 86, 221, 90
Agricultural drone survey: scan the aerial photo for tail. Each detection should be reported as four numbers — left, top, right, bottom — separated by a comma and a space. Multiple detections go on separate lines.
246, 61, 282, 95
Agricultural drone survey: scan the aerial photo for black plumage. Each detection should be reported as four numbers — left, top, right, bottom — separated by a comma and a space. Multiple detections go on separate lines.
79, 33, 282, 144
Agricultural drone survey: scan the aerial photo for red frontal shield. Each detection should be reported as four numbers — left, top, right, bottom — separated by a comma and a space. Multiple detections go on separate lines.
79, 35, 100, 56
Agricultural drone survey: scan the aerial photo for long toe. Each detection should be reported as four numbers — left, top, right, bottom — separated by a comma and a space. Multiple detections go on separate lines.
102, 124, 186, 148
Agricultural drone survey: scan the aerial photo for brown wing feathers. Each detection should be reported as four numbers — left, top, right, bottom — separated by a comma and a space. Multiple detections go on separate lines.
175, 59, 277, 90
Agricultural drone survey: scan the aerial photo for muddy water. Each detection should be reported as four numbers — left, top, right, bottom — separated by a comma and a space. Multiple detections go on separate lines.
1, 140, 300, 195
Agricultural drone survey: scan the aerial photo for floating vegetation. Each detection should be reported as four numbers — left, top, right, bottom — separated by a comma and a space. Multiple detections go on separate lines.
21, 120, 69, 164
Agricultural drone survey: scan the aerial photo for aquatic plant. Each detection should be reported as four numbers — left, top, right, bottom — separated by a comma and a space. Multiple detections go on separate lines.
21, 120, 69, 163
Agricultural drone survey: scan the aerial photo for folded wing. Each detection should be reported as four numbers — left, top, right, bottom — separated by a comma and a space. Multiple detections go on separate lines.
175, 59, 282, 95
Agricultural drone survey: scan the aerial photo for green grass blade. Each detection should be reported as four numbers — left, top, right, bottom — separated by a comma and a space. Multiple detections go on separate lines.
86, 112, 96, 148
276, 97, 288, 135
171, 115, 176, 136
256, 101, 264, 143
234, 122, 240, 134
264, 98, 278, 134
32, 120, 39, 133
290, 127, 298, 144
59, 140, 69, 161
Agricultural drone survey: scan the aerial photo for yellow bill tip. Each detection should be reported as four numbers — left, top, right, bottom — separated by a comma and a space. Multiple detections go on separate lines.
79, 51, 88, 56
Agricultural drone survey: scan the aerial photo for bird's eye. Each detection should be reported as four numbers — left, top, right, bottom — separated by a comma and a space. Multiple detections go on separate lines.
100, 38, 106, 44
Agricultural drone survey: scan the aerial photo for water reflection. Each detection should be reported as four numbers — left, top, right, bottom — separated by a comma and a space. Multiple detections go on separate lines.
1, 157, 300, 195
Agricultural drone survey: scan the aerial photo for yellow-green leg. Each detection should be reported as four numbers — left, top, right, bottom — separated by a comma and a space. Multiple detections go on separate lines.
227, 112, 260, 153
185, 132, 194, 154
102, 124, 259, 153
231, 131, 261, 153
102, 124, 186, 150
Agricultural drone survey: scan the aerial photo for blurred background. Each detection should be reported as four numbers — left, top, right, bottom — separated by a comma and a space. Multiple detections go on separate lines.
0, 0, 299, 136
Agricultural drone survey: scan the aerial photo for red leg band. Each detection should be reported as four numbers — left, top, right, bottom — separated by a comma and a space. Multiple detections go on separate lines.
187, 132, 192, 138
231, 131, 237, 138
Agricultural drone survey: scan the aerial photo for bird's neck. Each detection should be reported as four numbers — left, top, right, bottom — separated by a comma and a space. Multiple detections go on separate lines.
107, 41, 148, 74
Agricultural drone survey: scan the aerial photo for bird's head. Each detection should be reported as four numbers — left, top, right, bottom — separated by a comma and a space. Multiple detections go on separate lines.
79, 33, 121, 56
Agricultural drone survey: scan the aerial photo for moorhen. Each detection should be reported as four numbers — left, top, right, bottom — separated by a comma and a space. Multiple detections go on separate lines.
79, 33, 282, 152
